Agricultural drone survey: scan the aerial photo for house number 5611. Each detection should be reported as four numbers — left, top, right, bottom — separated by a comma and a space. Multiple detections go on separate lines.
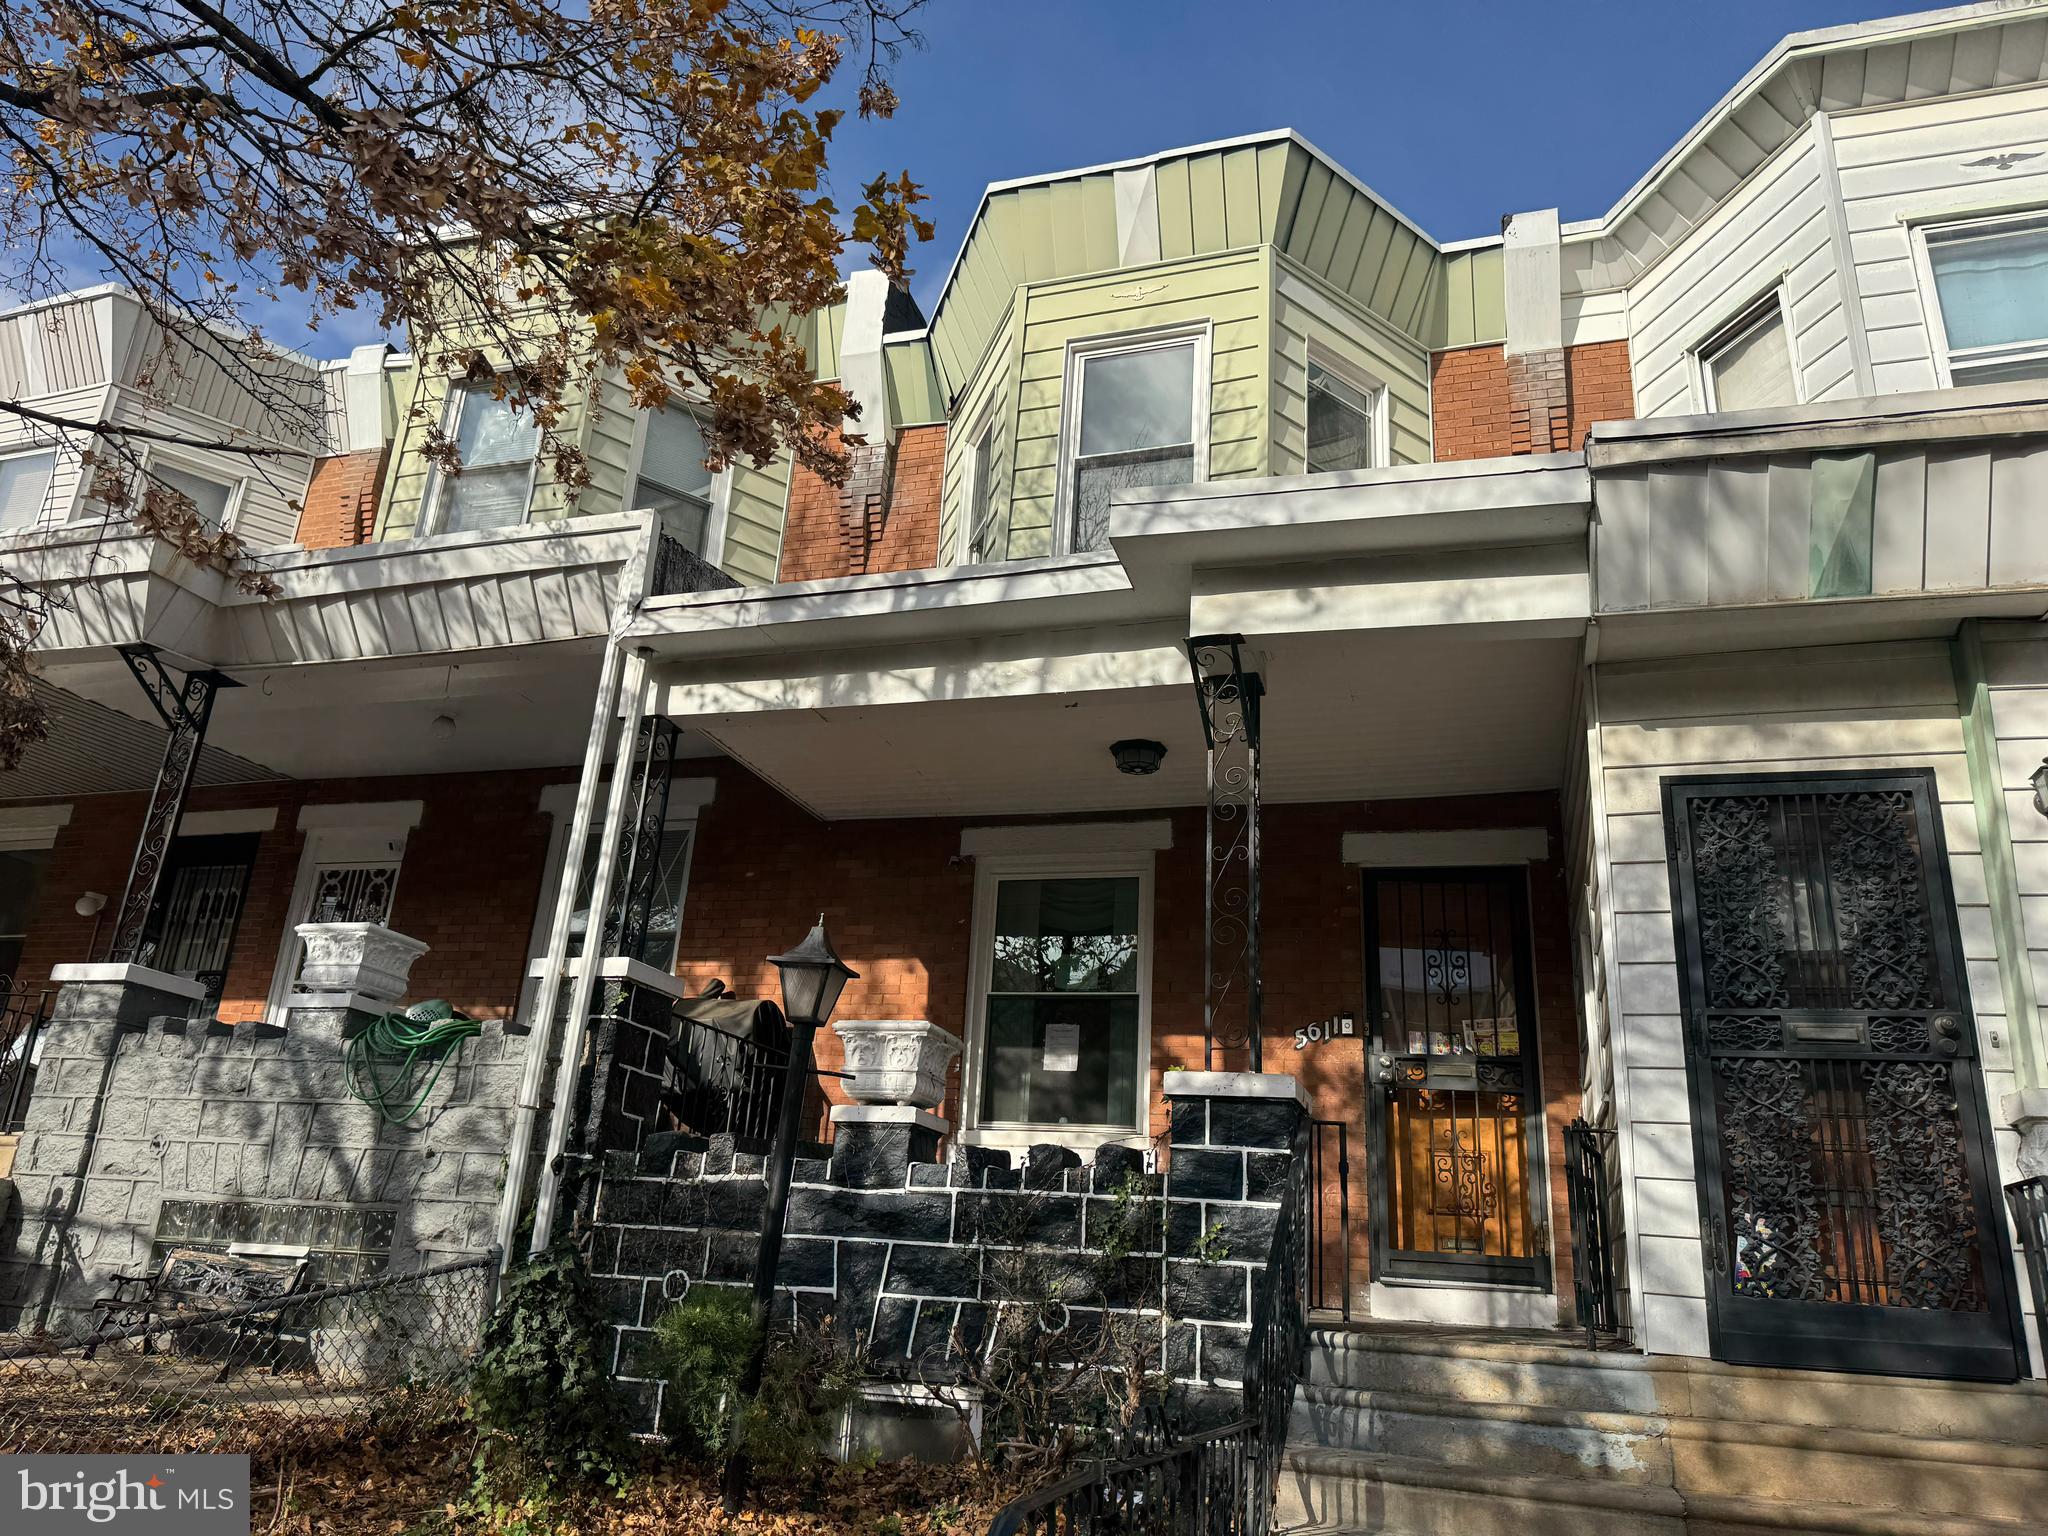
1294, 1014, 1356, 1050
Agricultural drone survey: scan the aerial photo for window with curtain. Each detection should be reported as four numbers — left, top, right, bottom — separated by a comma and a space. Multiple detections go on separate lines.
430, 383, 540, 534
978, 874, 1142, 1129
1066, 337, 1199, 553
0, 449, 56, 530
1306, 358, 1378, 473
149, 461, 237, 532
1925, 213, 2048, 386
633, 403, 717, 553
1702, 298, 1797, 412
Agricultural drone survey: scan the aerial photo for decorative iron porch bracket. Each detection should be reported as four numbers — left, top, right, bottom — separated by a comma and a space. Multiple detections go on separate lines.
107, 644, 240, 965
1187, 633, 1265, 1072
602, 714, 679, 963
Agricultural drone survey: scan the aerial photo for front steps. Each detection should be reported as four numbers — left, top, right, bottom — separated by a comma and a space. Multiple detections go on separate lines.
1278, 1322, 2048, 1535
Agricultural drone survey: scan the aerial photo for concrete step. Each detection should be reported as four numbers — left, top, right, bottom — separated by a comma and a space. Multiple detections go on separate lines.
1288, 1381, 2048, 1523
1307, 1324, 2048, 1444
1276, 1446, 2041, 1536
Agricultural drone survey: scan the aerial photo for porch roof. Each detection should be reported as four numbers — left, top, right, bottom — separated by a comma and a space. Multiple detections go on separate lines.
2, 513, 653, 794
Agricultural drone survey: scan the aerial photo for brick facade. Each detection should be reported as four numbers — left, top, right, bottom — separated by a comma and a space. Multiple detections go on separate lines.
1431, 340, 1635, 462
774, 424, 946, 583
13, 755, 1581, 1318
295, 447, 388, 550
12, 768, 562, 1026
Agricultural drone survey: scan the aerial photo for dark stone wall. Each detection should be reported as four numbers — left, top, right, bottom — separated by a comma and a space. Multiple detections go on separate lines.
588, 1084, 1306, 1439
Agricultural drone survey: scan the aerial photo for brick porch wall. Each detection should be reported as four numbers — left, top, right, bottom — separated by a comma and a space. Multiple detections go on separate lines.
10, 768, 562, 1024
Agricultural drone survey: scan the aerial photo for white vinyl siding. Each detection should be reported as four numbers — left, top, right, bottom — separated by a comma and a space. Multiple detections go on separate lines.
1835, 82, 2048, 395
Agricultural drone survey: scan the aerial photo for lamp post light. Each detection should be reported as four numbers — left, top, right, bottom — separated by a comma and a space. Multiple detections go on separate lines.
2032, 758, 2048, 820
721, 915, 857, 1512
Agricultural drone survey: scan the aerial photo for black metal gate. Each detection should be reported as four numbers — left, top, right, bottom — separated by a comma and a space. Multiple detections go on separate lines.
140, 833, 258, 1007
1665, 769, 2026, 1381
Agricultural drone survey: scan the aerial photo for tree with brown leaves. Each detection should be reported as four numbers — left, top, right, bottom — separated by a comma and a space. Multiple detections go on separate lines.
0, 0, 935, 764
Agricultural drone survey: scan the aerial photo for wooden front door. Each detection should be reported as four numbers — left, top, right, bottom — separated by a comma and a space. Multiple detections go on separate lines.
1665, 770, 2026, 1381
1363, 868, 1550, 1287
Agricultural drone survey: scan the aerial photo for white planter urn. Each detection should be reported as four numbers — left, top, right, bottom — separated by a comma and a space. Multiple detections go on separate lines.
295, 922, 430, 1004
832, 1019, 962, 1111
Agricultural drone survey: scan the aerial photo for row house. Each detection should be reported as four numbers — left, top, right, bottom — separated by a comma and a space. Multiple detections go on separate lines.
8, 3, 2048, 1525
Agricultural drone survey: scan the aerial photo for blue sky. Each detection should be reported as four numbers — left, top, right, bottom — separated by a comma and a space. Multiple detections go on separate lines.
820, 0, 1891, 318
274, 0, 1895, 353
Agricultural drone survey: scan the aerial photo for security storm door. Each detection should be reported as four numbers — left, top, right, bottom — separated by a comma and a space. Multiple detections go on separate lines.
141, 833, 259, 1005
1363, 868, 1549, 1287
1665, 770, 2026, 1381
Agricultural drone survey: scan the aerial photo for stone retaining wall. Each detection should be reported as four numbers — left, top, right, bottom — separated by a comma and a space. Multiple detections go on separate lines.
588, 1079, 1306, 1438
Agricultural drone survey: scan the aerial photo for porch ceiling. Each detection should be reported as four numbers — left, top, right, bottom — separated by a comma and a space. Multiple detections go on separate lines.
697, 628, 1583, 821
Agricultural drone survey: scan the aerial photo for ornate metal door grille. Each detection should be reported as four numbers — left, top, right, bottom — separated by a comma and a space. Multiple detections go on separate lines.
1667, 770, 2025, 1381
1363, 869, 1549, 1287
139, 833, 258, 1007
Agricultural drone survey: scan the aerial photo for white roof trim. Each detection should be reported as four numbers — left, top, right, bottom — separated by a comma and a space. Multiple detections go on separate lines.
960, 819, 1174, 857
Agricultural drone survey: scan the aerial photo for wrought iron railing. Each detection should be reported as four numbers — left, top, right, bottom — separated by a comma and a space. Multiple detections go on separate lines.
987, 1121, 1310, 1536
2007, 1175, 2048, 1373
1564, 1117, 1624, 1345
661, 1008, 846, 1149
1307, 1117, 1353, 1320
0, 987, 53, 1132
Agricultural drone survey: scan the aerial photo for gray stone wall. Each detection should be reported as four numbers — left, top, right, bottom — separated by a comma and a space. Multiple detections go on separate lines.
0, 979, 531, 1328
588, 1084, 1306, 1439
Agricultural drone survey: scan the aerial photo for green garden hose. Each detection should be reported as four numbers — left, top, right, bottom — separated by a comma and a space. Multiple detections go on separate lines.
343, 999, 483, 1125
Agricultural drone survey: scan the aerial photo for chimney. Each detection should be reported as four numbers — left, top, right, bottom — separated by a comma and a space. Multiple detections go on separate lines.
1502, 210, 1570, 455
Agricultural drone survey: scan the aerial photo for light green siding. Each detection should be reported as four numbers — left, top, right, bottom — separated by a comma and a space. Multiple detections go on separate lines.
938, 297, 1020, 564
886, 337, 945, 426
1428, 246, 1507, 350
1271, 255, 1432, 473
997, 250, 1269, 560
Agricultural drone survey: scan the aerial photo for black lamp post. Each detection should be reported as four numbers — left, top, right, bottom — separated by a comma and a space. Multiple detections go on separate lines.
721, 916, 857, 1511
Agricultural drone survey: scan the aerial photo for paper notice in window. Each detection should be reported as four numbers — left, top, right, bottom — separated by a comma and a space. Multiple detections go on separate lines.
1042, 1021, 1081, 1074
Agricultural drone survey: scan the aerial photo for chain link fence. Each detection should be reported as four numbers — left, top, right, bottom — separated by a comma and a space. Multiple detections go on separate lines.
0, 1254, 494, 1459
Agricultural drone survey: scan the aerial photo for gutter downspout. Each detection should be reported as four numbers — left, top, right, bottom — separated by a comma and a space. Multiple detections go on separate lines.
527, 654, 653, 1254
492, 519, 656, 1283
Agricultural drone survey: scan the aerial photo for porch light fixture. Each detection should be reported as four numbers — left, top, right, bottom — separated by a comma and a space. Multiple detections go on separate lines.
430, 713, 457, 739
768, 914, 858, 1027
1111, 739, 1167, 776
2034, 758, 2048, 819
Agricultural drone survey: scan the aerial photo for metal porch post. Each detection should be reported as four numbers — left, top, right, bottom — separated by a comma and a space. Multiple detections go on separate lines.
602, 714, 679, 963
1187, 634, 1265, 1072
105, 644, 239, 965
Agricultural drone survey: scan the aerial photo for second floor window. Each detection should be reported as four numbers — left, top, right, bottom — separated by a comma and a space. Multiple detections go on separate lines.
431, 383, 540, 535
1700, 295, 1797, 412
148, 460, 239, 533
633, 402, 717, 553
0, 448, 56, 530
963, 403, 999, 563
1064, 331, 1203, 554
1306, 357, 1380, 474
1923, 212, 2048, 386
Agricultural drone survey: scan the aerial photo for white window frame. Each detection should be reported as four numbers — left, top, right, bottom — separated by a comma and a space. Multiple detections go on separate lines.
265, 801, 424, 1020
515, 778, 714, 1023
959, 847, 1155, 1153
418, 379, 543, 538
0, 444, 64, 533
623, 397, 733, 567
1692, 285, 1801, 412
1910, 206, 2048, 388
139, 448, 246, 535
1053, 323, 1212, 558
1302, 342, 1389, 474
959, 393, 1003, 565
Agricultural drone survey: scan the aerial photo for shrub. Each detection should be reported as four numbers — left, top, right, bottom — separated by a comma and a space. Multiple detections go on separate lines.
467, 1242, 631, 1497
650, 1286, 864, 1474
